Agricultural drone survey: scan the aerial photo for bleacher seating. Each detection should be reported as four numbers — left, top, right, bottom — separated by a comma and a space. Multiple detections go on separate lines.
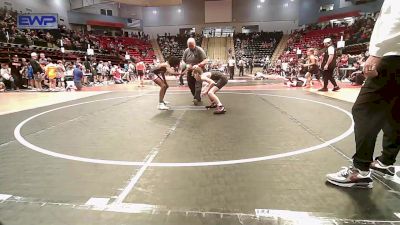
233, 31, 282, 66
0, 7, 154, 64
157, 34, 202, 59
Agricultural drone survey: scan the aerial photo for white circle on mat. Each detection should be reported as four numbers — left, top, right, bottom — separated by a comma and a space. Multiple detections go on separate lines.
14, 92, 354, 167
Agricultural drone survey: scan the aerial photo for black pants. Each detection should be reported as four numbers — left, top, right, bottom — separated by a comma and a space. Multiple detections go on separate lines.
352, 56, 400, 171
239, 66, 244, 76
179, 74, 184, 85
322, 69, 338, 88
250, 66, 253, 75
187, 72, 201, 101
229, 66, 234, 79
12, 74, 23, 89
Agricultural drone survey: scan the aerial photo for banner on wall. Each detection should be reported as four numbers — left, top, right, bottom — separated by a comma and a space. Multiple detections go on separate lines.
339, 0, 353, 8
127, 18, 142, 29
17, 13, 58, 29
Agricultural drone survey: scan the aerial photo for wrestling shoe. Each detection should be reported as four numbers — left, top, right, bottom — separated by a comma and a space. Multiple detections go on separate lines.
214, 105, 226, 114
158, 103, 170, 110
332, 86, 340, 91
326, 166, 373, 188
370, 159, 395, 176
205, 103, 217, 109
318, 88, 328, 92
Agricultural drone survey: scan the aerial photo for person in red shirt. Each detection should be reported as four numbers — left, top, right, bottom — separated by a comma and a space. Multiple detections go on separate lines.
113, 65, 123, 84
136, 61, 146, 87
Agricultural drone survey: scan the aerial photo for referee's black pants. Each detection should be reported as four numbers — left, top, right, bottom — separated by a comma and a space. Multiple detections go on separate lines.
352, 56, 400, 171
322, 68, 339, 89
187, 71, 201, 101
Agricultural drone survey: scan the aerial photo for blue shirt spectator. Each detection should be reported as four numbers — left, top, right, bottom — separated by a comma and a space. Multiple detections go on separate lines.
73, 66, 83, 82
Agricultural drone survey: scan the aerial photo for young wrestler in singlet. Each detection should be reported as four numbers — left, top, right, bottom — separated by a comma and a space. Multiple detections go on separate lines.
149, 56, 181, 110
302, 48, 318, 88
192, 67, 228, 114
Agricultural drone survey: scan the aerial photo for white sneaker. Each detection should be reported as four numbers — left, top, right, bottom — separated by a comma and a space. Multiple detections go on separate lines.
163, 101, 170, 105
158, 103, 170, 110
326, 166, 373, 188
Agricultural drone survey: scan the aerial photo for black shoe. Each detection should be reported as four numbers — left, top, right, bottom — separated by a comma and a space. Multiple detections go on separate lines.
332, 86, 340, 91
214, 105, 226, 114
318, 88, 328, 92
370, 159, 395, 176
205, 103, 217, 109
193, 99, 202, 106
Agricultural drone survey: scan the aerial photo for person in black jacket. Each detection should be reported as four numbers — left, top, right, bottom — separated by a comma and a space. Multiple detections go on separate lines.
9, 55, 21, 90
30, 52, 44, 91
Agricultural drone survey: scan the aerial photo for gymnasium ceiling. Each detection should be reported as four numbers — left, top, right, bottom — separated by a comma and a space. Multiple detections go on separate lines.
112, 0, 182, 6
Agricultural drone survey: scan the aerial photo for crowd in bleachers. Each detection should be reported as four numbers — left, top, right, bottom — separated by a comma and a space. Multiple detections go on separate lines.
0, 6, 161, 92
157, 33, 202, 59
258, 13, 379, 87
234, 31, 282, 67
0, 49, 160, 92
0, 7, 154, 60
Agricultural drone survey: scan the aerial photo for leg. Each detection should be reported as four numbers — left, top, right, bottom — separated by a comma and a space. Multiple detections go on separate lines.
179, 74, 184, 85
328, 69, 339, 88
153, 77, 169, 110
352, 56, 400, 170
378, 112, 400, 166
194, 80, 202, 101
352, 100, 388, 171
321, 70, 329, 89
305, 72, 311, 88
140, 75, 144, 86
187, 74, 196, 97
208, 86, 221, 106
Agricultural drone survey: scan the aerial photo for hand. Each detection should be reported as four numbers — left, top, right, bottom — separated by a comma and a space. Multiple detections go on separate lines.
193, 64, 199, 69
323, 65, 328, 71
363, 55, 381, 78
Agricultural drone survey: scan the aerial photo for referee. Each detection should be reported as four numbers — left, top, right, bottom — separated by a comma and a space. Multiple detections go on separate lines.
182, 37, 208, 105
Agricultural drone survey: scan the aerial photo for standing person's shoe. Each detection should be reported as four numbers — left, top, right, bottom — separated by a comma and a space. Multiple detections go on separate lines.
370, 159, 396, 176
326, 166, 373, 188
158, 103, 170, 110
318, 88, 328, 92
332, 86, 340, 91
193, 99, 202, 106
214, 105, 226, 114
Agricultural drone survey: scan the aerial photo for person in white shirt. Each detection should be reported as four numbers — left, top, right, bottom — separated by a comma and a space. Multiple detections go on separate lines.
238, 58, 245, 76
318, 38, 340, 92
327, 0, 400, 189
227, 57, 235, 80
128, 61, 135, 82
1, 63, 17, 91
96, 61, 104, 83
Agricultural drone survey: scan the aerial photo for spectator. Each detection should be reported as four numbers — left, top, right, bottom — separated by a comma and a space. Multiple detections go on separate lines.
45, 58, 57, 91
56, 60, 66, 89
9, 54, 21, 90
73, 64, 83, 91
30, 52, 43, 91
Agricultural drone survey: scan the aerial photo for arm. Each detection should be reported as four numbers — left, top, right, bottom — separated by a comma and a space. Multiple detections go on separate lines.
194, 47, 208, 68
364, 1, 400, 77
369, 1, 400, 57
201, 72, 216, 94
164, 64, 181, 76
